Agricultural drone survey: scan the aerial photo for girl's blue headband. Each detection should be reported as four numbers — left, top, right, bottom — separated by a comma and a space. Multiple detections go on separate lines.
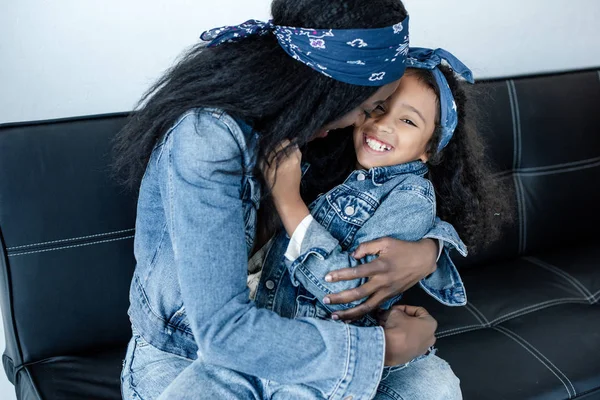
407, 47, 474, 152
200, 17, 410, 87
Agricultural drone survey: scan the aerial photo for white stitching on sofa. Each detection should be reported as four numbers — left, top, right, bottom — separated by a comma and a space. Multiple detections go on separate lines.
491, 295, 599, 327
493, 156, 600, 178
512, 79, 528, 252
6, 228, 136, 250
523, 256, 593, 298
437, 324, 484, 338
466, 302, 490, 325
436, 289, 600, 339
507, 80, 521, 171
515, 160, 600, 177
494, 326, 576, 397
593, 288, 600, 303
8, 235, 135, 257
495, 327, 574, 398
517, 178, 528, 250
436, 290, 600, 339
507, 80, 526, 253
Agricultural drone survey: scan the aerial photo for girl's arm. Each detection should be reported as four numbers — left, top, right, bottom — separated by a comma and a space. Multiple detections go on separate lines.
162, 111, 384, 399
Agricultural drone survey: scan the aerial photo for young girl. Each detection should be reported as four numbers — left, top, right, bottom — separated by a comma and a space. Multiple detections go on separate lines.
261, 48, 510, 326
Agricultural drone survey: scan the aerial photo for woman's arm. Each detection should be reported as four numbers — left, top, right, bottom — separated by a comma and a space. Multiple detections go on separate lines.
160, 111, 384, 399
326, 220, 467, 321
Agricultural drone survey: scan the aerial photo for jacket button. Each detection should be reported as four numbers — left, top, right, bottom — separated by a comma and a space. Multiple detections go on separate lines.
344, 397, 353, 400
357, 173, 366, 181
265, 280, 275, 290
344, 206, 355, 216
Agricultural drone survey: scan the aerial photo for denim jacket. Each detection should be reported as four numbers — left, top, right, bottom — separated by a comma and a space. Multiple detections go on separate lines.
262, 161, 468, 323
128, 108, 462, 400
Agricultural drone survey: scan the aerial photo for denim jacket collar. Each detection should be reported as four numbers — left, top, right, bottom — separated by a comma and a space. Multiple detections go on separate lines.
359, 160, 428, 186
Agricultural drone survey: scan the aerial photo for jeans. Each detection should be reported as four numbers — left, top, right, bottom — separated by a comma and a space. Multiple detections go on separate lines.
121, 330, 462, 400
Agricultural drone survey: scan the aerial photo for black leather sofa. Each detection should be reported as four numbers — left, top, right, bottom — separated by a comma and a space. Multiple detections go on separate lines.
1, 68, 599, 400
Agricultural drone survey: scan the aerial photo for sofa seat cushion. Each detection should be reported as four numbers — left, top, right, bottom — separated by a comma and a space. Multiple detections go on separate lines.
16, 346, 125, 400
403, 241, 600, 399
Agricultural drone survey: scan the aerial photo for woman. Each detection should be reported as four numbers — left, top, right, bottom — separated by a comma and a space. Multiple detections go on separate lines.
115, 0, 461, 398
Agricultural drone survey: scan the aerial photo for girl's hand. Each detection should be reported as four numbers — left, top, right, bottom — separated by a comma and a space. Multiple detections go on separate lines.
260, 140, 303, 206
260, 140, 310, 237
323, 238, 438, 321
380, 305, 437, 366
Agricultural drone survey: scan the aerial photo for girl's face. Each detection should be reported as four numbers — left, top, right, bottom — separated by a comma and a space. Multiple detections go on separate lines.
352, 72, 438, 169
313, 80, 400, 139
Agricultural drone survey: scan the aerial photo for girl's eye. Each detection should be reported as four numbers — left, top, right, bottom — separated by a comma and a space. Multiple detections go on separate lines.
401, 119, 416, 127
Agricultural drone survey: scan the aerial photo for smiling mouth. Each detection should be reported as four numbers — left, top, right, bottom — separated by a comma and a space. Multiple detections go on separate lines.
363, 133, 394, 152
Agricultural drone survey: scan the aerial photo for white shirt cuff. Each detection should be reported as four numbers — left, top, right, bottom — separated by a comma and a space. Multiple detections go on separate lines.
284, 214, 314, 261
436, 239, 444, 262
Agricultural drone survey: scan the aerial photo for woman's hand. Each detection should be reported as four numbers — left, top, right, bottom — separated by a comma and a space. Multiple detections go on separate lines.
323, 237, 439, 321
380, 305, 437, 366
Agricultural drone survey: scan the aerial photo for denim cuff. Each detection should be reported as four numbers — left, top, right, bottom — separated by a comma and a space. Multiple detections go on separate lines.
287, 220, 340, 287
423, 217, 468, 257
419, 248, 467, 306
330, 324, 385, 400
420, 218, 468, 306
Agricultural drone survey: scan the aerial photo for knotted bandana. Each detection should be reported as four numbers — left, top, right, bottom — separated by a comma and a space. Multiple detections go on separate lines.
406, 47, 474, 152
200, 17, 410, 86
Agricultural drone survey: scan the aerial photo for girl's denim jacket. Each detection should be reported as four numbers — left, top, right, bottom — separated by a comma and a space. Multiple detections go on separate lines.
261, 159, 468, 326
128, 108, 465, 400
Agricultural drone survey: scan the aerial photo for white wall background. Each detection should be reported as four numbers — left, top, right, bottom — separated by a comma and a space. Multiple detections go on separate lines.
1, 0, 600, 124
0, 1, 599, 398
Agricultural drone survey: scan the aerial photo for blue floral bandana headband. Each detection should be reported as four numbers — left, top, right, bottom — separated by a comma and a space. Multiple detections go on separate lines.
406, 47, 474, 152
200, 17, 410, 86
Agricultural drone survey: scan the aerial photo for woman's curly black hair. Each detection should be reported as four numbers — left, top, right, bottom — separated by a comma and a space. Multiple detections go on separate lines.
112, 0, 408, 189
302, 66, 513, 254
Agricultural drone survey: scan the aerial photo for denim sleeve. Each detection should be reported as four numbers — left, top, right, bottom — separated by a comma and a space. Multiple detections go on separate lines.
158, 110, 384, 400
286, 188, 436, 312
421, 218, 468, 306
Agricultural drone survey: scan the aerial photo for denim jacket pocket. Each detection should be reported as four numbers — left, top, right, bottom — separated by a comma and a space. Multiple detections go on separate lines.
327, 185, 378, 225
326, 185, 378, 247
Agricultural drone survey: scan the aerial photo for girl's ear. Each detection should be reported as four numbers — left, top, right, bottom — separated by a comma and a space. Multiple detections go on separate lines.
419, 151, 430, 163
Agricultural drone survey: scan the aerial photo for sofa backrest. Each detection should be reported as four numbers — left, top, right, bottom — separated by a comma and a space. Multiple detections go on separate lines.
0, 68, 599, 381
459, 69, 600, 267
0, 114, 136, 380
